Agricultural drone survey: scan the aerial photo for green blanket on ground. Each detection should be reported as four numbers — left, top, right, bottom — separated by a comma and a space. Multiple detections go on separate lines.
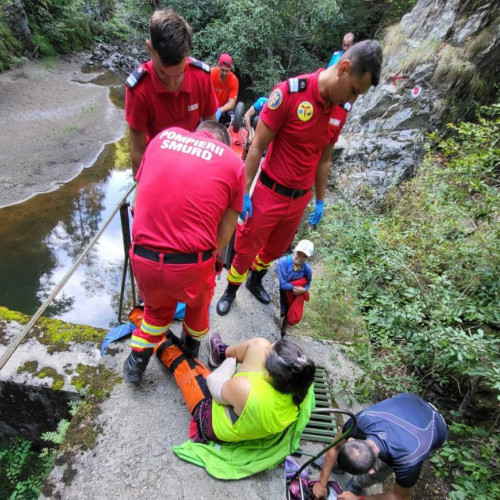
172, 385, 315, 479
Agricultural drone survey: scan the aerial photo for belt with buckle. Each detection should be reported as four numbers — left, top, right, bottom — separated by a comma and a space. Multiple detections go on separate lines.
259, 171, 310, 199
134, 245, 212, 264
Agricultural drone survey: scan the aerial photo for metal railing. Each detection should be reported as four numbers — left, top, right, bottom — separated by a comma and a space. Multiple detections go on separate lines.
0, 183, 136, 372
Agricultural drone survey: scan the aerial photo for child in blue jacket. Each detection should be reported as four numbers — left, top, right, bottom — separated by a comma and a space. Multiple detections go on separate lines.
276, 240, 313, 336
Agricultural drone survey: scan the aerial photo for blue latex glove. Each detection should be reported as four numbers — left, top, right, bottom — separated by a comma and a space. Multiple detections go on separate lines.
308, 199, 324, 226
239, 193, 253, 222
215, 107, 223, 122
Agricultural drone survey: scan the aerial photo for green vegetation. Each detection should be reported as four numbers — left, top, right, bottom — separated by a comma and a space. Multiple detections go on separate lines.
0, 437, 53, 500
0, 306, 106, 354
431, 422, 500, 500
37, 367, 65, 391
1, 0, 418, 89
398, 37, 440, 74
0, 362, 120, 498
24, 0, 93, 57
1, 0, 497, 496
17, 360, 38, 374
0, 17, 24, 71
302, 99, 499, 498
0, 401, 79, 500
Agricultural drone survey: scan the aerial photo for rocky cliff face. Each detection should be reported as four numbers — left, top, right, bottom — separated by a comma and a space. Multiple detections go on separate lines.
333, 0, 500, 205
2, 0, 31, 48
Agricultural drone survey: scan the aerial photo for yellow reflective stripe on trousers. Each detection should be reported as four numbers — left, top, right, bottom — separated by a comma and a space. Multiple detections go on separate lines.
140, 320, 170, 336
252, 254, 272, 272
183, 323, 208, 339
130, 336, 157, 349
227, 265, 247, 284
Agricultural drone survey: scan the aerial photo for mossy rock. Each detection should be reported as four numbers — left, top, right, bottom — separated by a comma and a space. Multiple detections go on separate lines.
0, 306, 106, 352
60, 365, 121, 458
37, 318, 106, 353
36, 366, 65, 391
0, 19, 24, 72
17, 360, 39, 374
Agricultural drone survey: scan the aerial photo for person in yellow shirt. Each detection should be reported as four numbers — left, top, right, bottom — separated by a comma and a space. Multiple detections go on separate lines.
155, 332, 315, 443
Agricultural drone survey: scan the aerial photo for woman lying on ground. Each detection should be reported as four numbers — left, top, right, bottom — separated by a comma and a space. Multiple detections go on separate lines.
155, 332, 315, 445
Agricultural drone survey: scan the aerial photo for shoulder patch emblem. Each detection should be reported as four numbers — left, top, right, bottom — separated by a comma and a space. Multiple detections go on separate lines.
188, 58, 210, 73
126, 66, 147, 89
297, 101, 313, 122
268, 89, 283, 110
288, 78, 307, 92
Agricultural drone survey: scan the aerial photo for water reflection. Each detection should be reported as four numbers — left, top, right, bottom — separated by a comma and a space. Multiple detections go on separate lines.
0, 134, 135, 329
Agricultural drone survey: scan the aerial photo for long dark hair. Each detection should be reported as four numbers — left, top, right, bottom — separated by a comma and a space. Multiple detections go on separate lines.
265, 339, 315, 407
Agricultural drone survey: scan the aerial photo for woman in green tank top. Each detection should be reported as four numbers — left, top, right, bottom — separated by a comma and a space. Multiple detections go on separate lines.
155, 332, 315, 444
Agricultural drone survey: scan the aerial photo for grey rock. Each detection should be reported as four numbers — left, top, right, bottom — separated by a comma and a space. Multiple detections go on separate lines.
1, 0, 31, 48
334, 0, 500, 206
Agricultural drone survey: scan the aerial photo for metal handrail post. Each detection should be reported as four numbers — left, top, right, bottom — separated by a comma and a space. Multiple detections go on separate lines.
0, 183, 136, 372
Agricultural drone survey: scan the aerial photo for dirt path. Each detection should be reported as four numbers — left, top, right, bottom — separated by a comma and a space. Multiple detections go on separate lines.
0, 58, 125, 208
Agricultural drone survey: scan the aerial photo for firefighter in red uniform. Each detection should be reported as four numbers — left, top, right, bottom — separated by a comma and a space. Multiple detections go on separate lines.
125, 8, 218, 178
216, 40, 383, 316
123, 122, 245, 383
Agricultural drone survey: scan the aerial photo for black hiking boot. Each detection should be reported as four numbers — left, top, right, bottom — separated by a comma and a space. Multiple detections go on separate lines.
123, 349, 153, 384
216, 283, 239, 316
245, 269, 270, 304
181, 332, 201, 358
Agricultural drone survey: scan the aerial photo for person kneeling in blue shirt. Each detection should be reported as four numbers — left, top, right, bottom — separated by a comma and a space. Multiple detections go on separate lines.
312, 393, 448, 500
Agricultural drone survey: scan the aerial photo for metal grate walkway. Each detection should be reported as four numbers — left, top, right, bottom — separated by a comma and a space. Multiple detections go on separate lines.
301, 366, 339, 443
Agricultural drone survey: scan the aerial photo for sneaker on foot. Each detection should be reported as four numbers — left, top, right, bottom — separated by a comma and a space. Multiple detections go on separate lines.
208, 332, 225, 368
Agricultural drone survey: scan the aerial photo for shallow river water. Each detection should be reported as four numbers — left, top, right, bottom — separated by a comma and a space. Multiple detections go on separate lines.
0, 67, 135, 330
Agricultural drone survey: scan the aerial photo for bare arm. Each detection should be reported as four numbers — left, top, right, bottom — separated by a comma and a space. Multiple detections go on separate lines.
216, 208, 239, 253
313, 431, 345, 499
224, 337, 271, 372
314, 143, 334, 201
203, 114, 216, 121
338, 484, 414, 500
219, 337, 272, 416
129, 126, 147, 179
244, 106, 257, 143
244, 120, 276, 192
220, 376, 251, 416
220, 97, 236, 113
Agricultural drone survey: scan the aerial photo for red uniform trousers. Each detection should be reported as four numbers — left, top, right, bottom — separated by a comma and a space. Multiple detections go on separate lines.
228, 179, 311, 285
129, 246, 215, 352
